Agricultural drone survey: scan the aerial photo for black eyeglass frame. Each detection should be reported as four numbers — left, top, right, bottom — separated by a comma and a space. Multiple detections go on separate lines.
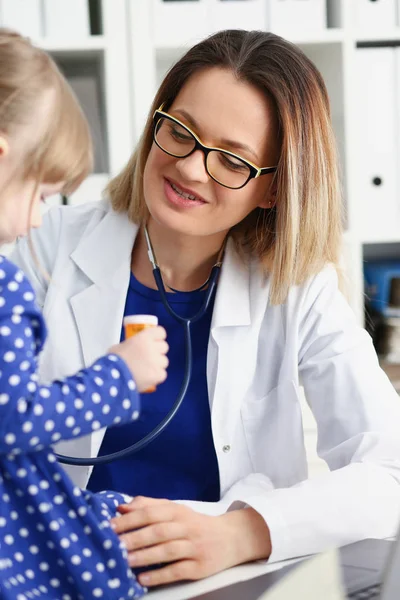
152, 107, 278, 190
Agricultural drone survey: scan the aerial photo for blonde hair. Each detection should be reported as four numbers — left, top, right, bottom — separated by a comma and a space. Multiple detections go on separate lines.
0, 28, 92, 195
108, 30, 343, 304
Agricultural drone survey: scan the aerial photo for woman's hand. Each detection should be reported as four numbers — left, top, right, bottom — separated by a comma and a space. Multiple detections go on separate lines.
110, 496, 272, 587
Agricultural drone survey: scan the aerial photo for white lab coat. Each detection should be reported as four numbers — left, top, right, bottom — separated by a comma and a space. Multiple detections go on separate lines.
11, 198, 400, 563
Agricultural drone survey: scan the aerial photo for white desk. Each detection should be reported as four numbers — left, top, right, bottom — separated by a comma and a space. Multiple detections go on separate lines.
146, 557, 302, 600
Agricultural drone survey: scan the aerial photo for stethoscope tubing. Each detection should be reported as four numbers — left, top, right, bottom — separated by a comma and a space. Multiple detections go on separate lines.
55, 264, 220, 466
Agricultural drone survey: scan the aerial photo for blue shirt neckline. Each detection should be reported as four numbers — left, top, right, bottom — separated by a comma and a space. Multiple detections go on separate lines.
129, 271, 208, 304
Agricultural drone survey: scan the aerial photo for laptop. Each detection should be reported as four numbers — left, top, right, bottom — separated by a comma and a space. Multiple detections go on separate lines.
191, 535, 400, 600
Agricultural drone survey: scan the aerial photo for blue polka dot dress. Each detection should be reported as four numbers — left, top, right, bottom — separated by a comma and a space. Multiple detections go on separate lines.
0, 256, 146, 599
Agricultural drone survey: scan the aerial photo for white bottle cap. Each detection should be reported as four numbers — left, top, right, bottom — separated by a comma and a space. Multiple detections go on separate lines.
123, 314, 158, 326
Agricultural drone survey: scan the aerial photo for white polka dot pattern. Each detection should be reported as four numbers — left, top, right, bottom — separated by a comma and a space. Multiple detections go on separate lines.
0, 257, 144, 599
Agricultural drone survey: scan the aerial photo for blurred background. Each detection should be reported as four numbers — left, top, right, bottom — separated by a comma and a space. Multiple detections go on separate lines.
2, 0, 400, 475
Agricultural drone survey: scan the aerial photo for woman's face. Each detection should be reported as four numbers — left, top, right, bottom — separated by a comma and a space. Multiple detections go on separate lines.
143, 67, 280, 239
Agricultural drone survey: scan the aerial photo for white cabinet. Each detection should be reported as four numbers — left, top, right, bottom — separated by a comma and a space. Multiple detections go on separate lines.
351, 0, 397, 30
211, 0, 267, 33
268, 0, 326, 33
152, 0, 268, 49
0, 0, 133, 221
42, 0, 91, 38
354, 48, 399, 243
0, 0, 43, 38
152, 0, 210, 49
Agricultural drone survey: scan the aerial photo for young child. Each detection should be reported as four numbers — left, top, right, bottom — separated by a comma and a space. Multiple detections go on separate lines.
0, 30, 168, 599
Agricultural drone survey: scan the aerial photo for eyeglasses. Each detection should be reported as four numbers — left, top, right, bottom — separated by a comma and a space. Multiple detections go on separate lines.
152, 107, 278, 190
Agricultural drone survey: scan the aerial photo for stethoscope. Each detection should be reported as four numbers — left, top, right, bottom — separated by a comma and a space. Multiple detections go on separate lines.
56, 226, 225, 466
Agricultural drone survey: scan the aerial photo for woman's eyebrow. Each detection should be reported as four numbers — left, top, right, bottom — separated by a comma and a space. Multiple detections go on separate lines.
173, 108, 259, 161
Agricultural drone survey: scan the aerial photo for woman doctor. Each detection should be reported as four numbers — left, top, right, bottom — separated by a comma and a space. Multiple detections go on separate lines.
12, 30, 400, 588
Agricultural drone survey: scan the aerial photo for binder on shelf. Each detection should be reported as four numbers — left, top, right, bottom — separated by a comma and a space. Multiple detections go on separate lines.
351, 0, 397, 30
153, 0, 210, 48
41, 174, 108, 208
211, 0, 267, 32
42, 0, 90, 38
326, 0, 342, 28
267, 0, 326, 33
68, 173, 109, 206
354, 48, 398, 243
41, 193, 62, 216
0, 0, 43, 39
67, 74, 108, 174
396, 48, 400, 241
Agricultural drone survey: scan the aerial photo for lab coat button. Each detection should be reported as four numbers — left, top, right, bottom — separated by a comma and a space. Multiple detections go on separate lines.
222, 444, 231, 453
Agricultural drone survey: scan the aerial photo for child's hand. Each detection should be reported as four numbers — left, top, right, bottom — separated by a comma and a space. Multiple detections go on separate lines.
110, 326, 169, 392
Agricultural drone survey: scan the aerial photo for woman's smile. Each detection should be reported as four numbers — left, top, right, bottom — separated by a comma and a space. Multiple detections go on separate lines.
163, 177, 208, 209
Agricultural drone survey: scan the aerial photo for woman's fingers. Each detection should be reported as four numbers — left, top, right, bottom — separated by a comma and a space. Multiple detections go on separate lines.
116, 495, 169, 513
112, 501, 177, 535
138, 560, 199, 587
119, 521, 187, 552
128, 539, 193, 567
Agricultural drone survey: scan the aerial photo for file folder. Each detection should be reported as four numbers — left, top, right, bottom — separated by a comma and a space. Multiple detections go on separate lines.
152, 0, 210, 48
354, 48, 398, 243
268, 0, 326, 32
0, 0, 42, 38
351, 0, 397, 29
211, 0, 267, 32
42, 0, 90, 38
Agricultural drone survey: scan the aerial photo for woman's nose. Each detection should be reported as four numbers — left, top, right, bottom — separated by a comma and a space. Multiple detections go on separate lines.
175, 149, 210, 184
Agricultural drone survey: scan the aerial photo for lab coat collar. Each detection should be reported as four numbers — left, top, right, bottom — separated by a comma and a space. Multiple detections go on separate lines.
70, 209, 139, 287
211, 237, 251, 329
70, 207, 251, 330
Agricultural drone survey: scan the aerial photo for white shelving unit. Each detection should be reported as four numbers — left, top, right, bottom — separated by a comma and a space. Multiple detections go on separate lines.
2, 2, 400, 325
128, 0, 400, 329
129, 0, 352, 314
0, 0, 134, 208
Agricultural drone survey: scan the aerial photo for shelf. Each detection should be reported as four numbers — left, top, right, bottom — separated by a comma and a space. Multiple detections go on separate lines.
276, 28, 345, 46
362, 238, 400, 247
155, 28, 345, 54
68, 173, 109, 206
356, 29, 400, 44
43, 173, 109, 209
33, 35, 108, 55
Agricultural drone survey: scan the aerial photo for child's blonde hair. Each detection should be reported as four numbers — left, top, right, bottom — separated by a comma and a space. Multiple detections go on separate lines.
0, 28, 92, 194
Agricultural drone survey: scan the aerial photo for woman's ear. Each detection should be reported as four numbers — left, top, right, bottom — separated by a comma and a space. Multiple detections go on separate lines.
258, 180, 277, 209
0, 136, 10, 159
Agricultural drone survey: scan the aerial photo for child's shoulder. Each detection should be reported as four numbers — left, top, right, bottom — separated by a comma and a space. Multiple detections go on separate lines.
0, 255, 37, 313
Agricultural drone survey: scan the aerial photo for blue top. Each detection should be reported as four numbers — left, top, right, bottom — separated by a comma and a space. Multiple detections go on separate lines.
88, 272, 220, 502
0, 256, 145, 599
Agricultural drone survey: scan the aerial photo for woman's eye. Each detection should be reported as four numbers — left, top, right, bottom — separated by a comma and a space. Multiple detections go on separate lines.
220, 153, 247, 172
170, 126, 192, 142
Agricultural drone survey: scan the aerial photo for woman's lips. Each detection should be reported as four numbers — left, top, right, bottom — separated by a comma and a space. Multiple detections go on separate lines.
163, 178, 207, 208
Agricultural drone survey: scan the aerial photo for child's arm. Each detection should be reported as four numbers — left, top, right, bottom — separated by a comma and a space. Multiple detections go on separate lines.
0, 261, 141, 456
0, 313, 140, 456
